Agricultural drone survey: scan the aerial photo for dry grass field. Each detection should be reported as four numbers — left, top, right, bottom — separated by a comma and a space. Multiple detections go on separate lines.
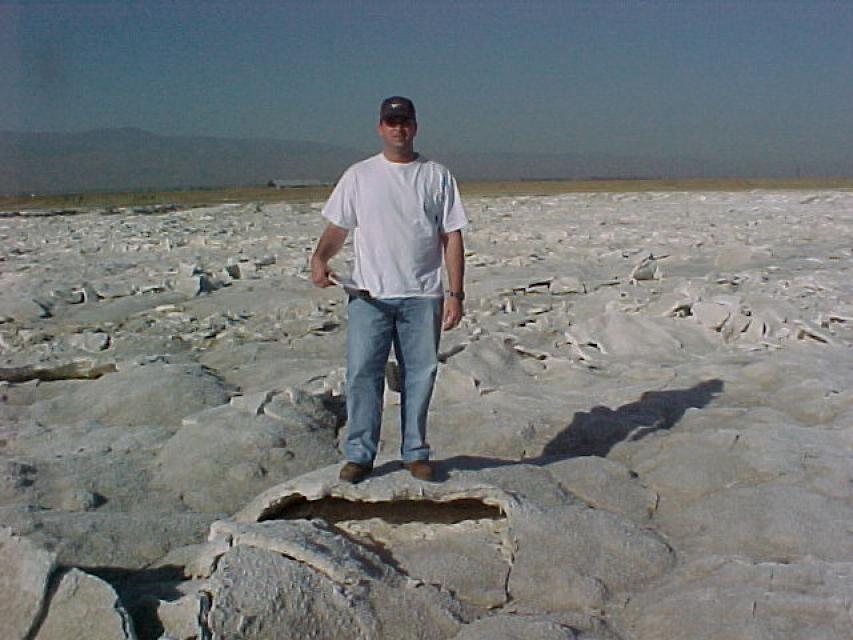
2, 177, 852, 212
462, 176, 853, 197
0, 185, 333, 211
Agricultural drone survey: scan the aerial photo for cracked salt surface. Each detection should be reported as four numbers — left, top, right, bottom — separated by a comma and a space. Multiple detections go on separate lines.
2, 190, 852, 639
270, 494, 512, 609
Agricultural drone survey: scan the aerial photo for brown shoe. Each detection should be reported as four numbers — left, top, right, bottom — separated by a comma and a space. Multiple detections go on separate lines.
339, 462, 372, 483
403, 460, 434, 481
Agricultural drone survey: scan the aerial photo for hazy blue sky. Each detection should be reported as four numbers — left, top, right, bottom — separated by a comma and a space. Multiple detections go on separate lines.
2, 0, 852, 173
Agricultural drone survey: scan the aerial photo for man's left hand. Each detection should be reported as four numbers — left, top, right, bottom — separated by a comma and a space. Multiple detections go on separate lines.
442, 296, 463, 331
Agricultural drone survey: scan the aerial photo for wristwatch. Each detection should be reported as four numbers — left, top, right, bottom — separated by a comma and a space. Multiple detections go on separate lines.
447, 290, 465, 301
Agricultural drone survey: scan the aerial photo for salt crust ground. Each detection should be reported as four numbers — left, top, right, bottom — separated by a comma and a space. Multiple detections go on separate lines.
1, 189, 852, 639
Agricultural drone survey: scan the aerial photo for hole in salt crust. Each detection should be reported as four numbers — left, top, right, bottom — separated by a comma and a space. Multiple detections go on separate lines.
261, 496, 504, 525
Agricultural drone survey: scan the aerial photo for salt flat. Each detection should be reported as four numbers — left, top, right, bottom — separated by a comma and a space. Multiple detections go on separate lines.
1, 189, 851, 639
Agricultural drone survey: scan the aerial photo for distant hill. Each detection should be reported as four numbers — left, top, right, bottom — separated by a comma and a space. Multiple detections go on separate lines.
1, 127, 753, 195
0, 128, 365, 195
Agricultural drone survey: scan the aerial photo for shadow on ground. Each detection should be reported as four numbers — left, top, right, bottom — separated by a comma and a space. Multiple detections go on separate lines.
84, 565, 186, 640
371, 378, 724, 481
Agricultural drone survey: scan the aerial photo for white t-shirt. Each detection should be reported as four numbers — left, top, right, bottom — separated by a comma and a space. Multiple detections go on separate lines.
322, 153, 467, 299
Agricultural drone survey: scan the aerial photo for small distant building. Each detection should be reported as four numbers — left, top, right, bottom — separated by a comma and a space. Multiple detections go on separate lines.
268, 179, 326, 188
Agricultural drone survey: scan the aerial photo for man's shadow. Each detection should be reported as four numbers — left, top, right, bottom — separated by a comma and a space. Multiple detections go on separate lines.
538, 378, 725, 459
372, 378, 724, 480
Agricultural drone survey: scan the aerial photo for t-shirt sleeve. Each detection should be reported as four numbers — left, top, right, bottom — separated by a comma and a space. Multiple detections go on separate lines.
441, 172, 467, 233
321, 169, 357, 229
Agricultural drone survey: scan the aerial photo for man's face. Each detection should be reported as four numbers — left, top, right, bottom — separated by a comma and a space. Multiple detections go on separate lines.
378, 116, 417, 151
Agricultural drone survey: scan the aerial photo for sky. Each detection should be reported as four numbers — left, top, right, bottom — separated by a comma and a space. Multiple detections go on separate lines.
2, 0, 852, 175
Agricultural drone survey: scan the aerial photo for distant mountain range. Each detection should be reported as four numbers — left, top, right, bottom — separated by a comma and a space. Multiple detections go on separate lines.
0, 128, 367, 194
0, 127, 758, 195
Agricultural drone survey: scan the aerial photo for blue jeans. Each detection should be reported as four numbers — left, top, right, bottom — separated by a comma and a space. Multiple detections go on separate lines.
345, 295, 443, 465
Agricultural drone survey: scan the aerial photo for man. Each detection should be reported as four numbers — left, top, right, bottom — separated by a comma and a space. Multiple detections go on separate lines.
310, 96, 467, 483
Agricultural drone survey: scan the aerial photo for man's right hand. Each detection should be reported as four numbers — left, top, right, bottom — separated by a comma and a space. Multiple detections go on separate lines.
310, 255, 335, 288
310, 223, 349, 288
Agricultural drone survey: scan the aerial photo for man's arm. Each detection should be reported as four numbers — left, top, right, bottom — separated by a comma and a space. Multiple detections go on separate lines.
310, 223, 349, 287
441, 230, 465, 330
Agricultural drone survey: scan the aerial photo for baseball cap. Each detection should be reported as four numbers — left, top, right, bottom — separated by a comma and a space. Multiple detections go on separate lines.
380, 96, 416, 122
